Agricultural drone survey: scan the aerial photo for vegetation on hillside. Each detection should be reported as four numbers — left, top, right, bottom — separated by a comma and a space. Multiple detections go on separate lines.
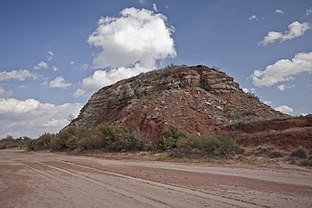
27, 124, 242, 159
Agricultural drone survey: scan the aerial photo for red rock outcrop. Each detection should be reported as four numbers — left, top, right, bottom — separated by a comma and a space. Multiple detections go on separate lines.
222, 115, 312, 150
69, 65, 288, 139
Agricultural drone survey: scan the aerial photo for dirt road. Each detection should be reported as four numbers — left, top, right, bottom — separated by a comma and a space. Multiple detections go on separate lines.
0, 150, 311, 208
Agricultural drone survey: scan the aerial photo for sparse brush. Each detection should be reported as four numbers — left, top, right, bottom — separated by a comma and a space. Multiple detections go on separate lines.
290, 147, 307, 159
251, 146, 283, 158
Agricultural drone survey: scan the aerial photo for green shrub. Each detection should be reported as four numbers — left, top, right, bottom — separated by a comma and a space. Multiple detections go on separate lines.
290, 148, 307, 159
49, 136, 66, 151
91, 124, 145, 151
202, 135, 242, 157
174, 134, 242, 158
0, 136, 31, 149
153, 125, 186, 150
28, 133, 56, 151
0, 143, 7, 149
27, 124, 242, 159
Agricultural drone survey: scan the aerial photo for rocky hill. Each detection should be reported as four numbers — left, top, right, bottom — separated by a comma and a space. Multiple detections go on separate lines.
69, 65, 288, 139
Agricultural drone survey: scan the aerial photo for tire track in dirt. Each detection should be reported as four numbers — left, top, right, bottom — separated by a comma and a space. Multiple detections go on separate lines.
50, 159, 267, 208
33, 160, 176, 208
3, 150, 311, 208
16, 160, 122, 207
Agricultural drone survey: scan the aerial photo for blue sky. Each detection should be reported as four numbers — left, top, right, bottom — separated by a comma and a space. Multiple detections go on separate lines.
0, 0, 312, 138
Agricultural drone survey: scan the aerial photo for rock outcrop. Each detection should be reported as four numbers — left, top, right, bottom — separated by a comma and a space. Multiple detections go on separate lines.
222, 115, 312, 150
69, 65, 288, 139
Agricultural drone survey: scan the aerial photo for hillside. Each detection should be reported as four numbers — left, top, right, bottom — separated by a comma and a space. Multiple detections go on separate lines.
68, 65, 288, 139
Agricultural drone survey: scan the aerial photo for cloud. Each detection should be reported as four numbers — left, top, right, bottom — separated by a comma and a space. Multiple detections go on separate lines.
46, 51, 54, 61
0, 69, 37, 81
259, 21, 311, 46
306, 7, 312, 16
0, 86, 12, 98
275, 9, 284, 15
277, 84, 285, 91
34, 61, 48, 70
153, 3, 158, 12
73, 89, 88, 98
251, 52, 312, 87
87, 7, 176, 69
81, 64, 150, 90
138, 0, 146, 5
77, 7, 176, 95
242, 87, 256, 94
69, 61, 75, 66
274, 105, 293, 115
52, 66, 58, 71
277, 84, 295, 91
0, 98, 82, 138
248, 15, 259, 21
49, 76, 72, 89
80, 64, 89, 70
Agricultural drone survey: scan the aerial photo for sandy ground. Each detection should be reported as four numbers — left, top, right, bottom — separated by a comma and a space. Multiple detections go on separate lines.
0, 150, 311, 208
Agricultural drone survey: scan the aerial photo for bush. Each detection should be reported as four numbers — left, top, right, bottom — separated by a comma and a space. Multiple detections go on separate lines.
290, 147, 307, 159
27, 124, 242, 159
246, 92, 259, 101
196, 135, 242, 158
28, 133, 56, 151
93, 124, 145, 151
153, 125, 186, 150
0, 136, 31, 149
172, 134, 242, 158
251, 146, 283, 158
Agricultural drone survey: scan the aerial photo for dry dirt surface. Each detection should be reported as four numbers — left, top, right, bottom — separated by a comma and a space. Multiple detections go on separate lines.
1, 150, 312, 208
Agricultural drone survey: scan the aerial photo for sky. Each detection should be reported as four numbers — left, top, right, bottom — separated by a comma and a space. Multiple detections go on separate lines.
0, 0, 312, 138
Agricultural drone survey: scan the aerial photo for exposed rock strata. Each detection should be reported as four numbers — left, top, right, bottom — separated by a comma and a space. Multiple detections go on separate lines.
69, 65, 287, 139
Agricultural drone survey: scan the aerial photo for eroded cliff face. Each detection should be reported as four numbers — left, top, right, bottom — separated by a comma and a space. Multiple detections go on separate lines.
69, 65, 287, 139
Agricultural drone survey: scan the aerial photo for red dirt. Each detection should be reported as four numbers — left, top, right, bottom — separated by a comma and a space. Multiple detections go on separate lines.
1, 150, 312, 208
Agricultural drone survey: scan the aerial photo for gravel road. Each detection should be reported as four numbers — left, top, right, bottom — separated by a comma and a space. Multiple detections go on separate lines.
1, 150, 311, 208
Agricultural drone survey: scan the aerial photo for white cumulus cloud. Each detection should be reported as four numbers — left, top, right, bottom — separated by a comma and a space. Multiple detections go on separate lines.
0, 69, 37, 81
46, 51, 54, 61
0, 98, 82, 138
34, 61, 48, 70
87, 7, 176, 69
80, 64, 89, 70
49, 76, 72, 89
274, 105, 294, 115
275, 9, 284, 15
77, 7, 176, 96
81, 64, 150, 90
277, 84, 295, 91
73, 89, 88, 98
251, 52, 312, 87
259, 21, 311, 46
153, 3, 158, 12
0, 86, 12, 98
248, 15, 259, 21
52, 66, 58, 71
306, 7, 312, 16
